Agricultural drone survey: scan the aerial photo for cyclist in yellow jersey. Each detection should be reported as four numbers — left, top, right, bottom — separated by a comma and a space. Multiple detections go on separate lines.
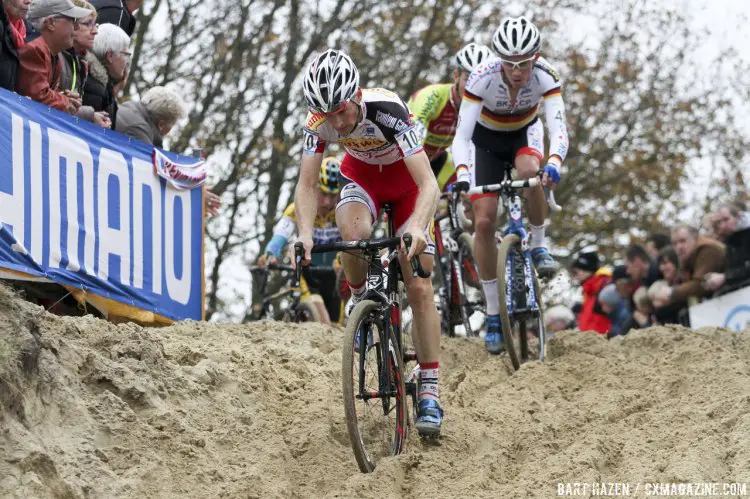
258, 157, 343, 323
408, 43, 493, 192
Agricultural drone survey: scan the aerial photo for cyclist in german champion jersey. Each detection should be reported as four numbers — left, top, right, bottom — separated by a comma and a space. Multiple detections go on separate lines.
295, 49, 444, 436
451, 17, 570, 354
258, 157, 343, 324
408, 42, 493, 192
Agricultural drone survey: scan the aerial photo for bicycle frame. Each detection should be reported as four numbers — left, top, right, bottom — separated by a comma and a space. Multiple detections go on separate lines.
468, 168, 558, 318
434, 192, 476, 332
294, 205, 427, 407
500, 187, 540, 316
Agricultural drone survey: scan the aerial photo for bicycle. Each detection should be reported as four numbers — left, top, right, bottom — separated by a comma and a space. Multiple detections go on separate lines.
293, 205, 431, 473
248, 263, 333, 323
433, 188, 484, 337
467, 166, 562, 371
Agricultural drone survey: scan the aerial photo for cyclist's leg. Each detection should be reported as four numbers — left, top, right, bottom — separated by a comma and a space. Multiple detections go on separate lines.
471, 146, 504, 311
319, 269, 342, 323
513, 119, 558, 274
392, 174, 443, 434
336, 155, 379, 302
300, 270, 332, 324
514, 119, 546, 229
470, 126, 516, 352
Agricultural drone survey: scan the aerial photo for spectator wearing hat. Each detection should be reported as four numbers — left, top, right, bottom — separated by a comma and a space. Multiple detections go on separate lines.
1, 0, 31, 91
83, 22, 128, 129
570, 250, 612, 335
16, 0, 93, 113
598, 283, 632, 337
652, 225, 726, 308
90, 0, 140, 36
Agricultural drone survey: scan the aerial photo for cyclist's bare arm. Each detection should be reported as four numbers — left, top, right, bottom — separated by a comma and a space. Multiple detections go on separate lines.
294, 152, 324, 262
403, 150, 440, 258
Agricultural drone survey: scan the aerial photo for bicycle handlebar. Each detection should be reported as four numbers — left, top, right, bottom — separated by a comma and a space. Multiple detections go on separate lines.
465, 171, 562, 212
293, 234, 431, 280
248, 263, 295, 273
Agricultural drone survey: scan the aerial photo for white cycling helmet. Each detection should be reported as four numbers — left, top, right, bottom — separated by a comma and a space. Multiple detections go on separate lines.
492, 16, 541, 57
303, 49, 360, 113
451, 42, 493, 72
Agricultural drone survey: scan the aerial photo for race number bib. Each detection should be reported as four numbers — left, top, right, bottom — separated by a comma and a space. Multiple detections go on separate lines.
302, 130, 322, 155
395, 127, 422, 157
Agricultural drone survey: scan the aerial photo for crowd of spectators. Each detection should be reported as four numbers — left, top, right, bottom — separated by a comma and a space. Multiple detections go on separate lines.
1, 0, 220, 215
547, 200, 750, 336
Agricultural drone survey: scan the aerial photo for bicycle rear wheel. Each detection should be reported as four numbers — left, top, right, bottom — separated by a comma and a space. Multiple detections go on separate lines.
457, 232, 482, 337
342, 300, 407, 473
497, 234, 545, 371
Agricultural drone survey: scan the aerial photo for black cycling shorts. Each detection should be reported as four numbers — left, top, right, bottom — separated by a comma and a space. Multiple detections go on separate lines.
471, 118, 544, 188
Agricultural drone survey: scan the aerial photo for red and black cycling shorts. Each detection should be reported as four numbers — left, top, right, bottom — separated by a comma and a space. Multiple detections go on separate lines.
337, 154, 435, 255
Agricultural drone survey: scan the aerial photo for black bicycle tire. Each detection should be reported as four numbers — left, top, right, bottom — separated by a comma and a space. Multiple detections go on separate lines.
341, 300, 407, 473
497, 233, 522, 370
457, 232, 482, 337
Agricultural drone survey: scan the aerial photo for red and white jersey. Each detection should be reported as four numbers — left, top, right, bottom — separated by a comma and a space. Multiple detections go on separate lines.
302, 88, 423, 165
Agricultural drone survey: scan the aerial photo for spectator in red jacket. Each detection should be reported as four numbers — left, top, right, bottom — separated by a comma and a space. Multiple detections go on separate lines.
570, 250, 612, 334
17, 0, 93, 113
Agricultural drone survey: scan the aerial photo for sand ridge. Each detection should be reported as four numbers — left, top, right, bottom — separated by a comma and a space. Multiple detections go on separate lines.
1, 284, 749, 498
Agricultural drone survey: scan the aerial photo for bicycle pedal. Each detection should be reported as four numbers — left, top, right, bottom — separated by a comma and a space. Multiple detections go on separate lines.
403, 350, 418, 362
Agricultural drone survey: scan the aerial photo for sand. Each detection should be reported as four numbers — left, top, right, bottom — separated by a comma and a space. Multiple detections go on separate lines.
1, 283, 750, 498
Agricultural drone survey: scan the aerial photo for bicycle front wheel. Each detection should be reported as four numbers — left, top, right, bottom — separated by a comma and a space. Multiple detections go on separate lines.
342, 300, 407, 473
497, 234, 545, 371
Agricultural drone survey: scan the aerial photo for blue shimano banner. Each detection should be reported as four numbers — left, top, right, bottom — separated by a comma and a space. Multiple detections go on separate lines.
0, 89, 204, 321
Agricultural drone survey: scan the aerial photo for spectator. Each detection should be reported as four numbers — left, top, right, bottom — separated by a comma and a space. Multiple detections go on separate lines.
657, 246, 680, 286
570, 250, 612, 335
544, 305, 575, 333
652, 225, 726, 308
598, 283, 632, 337
83, 22, 128, 129
625, 243, 662, 290
632, 286, 653, 328
116, 85, 184, 147
645, 232, 671, 260
58, 0, 111, 127
1, 0, 31, 91
713, 202, 750, 242
90, 0, 140, 36
612, 264, 634, 302
17, 0, 93, 113
116, 86, 222, 217
701, 212, 717, 239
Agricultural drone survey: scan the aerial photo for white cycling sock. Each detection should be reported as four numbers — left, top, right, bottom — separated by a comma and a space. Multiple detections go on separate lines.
481, 279, 500, 316
530, 223, 546, 249
418, 362, 439, 402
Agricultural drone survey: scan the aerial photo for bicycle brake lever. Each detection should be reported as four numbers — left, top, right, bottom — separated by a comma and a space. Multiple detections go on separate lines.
402, 233, 432, 279
293, 241, 304, 283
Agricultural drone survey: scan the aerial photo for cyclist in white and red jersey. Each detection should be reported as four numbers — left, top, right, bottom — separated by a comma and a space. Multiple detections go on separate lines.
451, 16, 570, 354
295, 49, 444, 436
